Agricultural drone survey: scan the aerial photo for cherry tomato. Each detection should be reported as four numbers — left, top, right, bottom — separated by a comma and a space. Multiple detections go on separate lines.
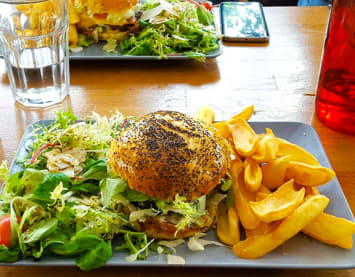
0, 214, 22, 248
203, 2, 213, 11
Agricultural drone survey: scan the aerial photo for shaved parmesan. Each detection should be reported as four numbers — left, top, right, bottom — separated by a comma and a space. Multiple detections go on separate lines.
187, 235, 224, 251
167, 255, 185, 265
158, 239, 185, 254
70, 47, 83, 53
140, 0, 178, 22
44, 148, 86, 177
187, 236, 204, 251
159, 239, 185, 248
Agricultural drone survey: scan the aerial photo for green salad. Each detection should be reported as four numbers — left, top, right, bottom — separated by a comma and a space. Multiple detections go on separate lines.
0, 109, 227, 270
77, 0, 220, 62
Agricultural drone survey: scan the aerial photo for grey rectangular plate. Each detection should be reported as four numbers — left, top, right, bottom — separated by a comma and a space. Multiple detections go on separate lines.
69, 41, 222, 60
6, 121, 355, 269
0, 42, 222, 60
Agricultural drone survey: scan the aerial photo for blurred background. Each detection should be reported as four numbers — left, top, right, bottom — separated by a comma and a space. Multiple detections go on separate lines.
211, 0, 331, 6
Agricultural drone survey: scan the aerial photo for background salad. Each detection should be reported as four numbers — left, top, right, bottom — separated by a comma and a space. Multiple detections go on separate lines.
76, 0, 220, 61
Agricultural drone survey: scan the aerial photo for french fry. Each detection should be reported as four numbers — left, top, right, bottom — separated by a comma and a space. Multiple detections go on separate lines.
244, 157, 262, 192
230, 118, 257, 157
245, 222, 274, 238
276, 138, 319, 166
259, 184, 271, 194
217, 202, 240, 245
231, 157, 244, 177
303, 213, 355, 249
228, 105, 254, 124
305, 186, 320, 196
250, 179, 305, 223
256, 192, 269, 202
252, 128, 278, 163
69, 0, 80, 24
233, 195, 329, 259
261, 155, 291, 190
212, 122, 232, 143
231, 162, 260, 230
285, 161, 335, 187
195, 105, 215, 125
68, 24, 78, 46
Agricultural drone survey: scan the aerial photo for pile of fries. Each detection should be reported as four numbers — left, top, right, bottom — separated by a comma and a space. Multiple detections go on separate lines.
195, 106, 355, 259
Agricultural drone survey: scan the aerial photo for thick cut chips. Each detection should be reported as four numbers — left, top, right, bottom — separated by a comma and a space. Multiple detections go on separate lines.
195, 105, 215, 125
250, 179, 305, 223
276, 138, 319, 166
233, 195, 329, 259
230, 118, 257, 157
231, 162, 260, 230
252, 128, 278, 163
244, 157, 262, 192
212, 122, 232, 142
69, 24, 78, 46
261, 155, 291, 190
228, 105, 254, 124
196, 106, 354, 258
259, 184, 271, 194
286, 161, 335, 187
217, 202, 240, 245
303, 213, 355, 249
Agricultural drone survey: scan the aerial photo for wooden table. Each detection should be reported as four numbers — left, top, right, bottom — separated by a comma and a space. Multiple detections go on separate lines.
1, 5, 354, 277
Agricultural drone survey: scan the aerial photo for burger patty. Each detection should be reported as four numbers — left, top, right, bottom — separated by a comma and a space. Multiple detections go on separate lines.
108, 111, 231, 202
78, 12, 141, 39
137, 203, 218, 240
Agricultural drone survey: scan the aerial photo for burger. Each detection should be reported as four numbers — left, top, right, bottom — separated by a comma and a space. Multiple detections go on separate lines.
72, 0, 141, 42
108, 111, 231, 240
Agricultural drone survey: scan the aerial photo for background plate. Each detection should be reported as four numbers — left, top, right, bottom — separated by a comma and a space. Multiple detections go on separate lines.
69, 41, 222, 60
0, 42, 222, 60
6, 121, 355, 269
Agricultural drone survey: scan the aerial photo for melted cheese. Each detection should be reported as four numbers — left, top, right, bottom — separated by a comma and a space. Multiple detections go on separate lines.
74, 0, 138, 26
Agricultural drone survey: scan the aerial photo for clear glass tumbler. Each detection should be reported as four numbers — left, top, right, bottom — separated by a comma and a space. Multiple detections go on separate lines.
0, 0, 69, 108
315, 0, 355, 134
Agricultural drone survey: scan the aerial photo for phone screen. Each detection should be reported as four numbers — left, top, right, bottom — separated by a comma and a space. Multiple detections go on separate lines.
221, 2, 269, 42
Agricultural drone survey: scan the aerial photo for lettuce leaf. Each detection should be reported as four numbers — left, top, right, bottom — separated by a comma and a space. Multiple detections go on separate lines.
54, 108, 77, 129
23, 218, 58, 244
32, 173, 70, 208
103, 39, 118, 54
49, 233, 112, 271
100, 178, 127, 208
0, 245, 20, 263
75, 239, 112, 271
77, 34, 94, 48
0, 161, 10, 185
123, 188, 150, 202
21, 169, 47, 194
81, 160, 107, 181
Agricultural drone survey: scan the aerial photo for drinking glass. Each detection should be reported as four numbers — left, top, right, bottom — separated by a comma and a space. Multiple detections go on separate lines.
0, 0, 69, 108
315, 0, 355, 134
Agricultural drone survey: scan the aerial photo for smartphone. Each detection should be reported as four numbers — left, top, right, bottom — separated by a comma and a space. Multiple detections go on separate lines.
220, 2, 270, 42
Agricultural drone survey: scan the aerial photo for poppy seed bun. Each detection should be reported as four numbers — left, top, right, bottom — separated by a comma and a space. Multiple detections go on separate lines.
108, 111, 231, 201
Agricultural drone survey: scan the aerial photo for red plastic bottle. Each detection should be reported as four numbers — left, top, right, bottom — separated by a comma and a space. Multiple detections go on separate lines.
315, 0, 355, 134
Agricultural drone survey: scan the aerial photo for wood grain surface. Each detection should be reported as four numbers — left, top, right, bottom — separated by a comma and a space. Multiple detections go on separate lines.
1, 6, 355, 277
